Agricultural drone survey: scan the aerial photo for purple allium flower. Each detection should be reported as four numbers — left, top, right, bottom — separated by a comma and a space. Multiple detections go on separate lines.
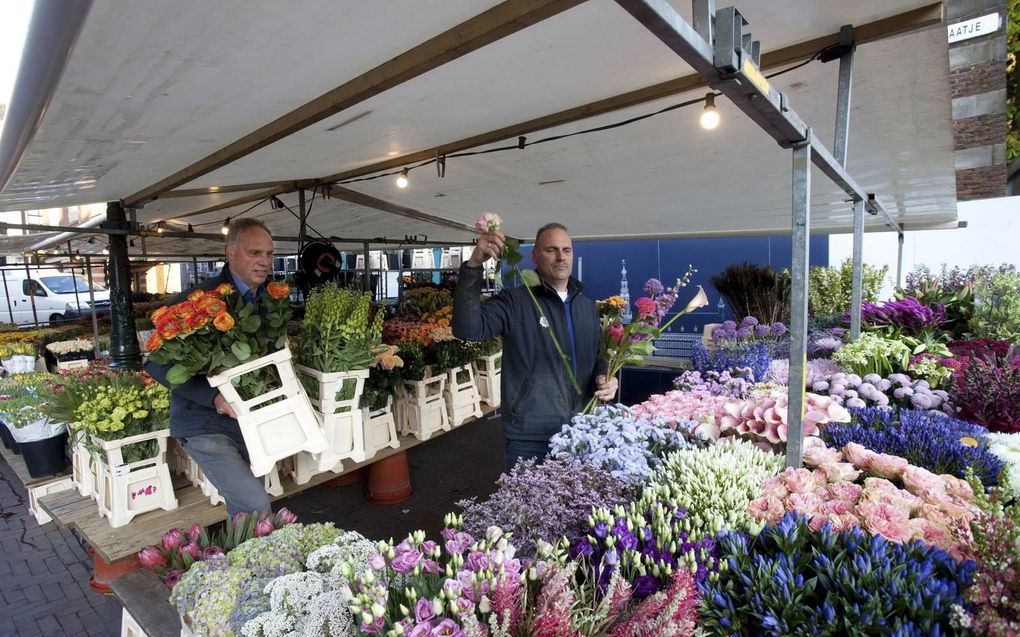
741, 316, 760, 328
643, 278, 664, 296
771, 322, 788, 336
722, 320, 737, 331
735, 327, 752, 339
754, 324, 771, 338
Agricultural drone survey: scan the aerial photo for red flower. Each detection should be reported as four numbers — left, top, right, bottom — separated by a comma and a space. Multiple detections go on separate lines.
606, 321, 625, 346
634, 297, 657, 318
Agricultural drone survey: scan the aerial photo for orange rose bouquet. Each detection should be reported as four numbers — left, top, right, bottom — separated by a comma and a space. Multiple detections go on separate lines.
146, 282, 292, 391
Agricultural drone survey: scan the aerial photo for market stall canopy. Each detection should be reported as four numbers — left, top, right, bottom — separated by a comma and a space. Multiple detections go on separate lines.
0, 0, 956, 253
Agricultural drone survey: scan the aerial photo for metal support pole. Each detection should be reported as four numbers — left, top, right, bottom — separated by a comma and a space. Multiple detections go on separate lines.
85, 255, 100, 356
692, 0, 715, 44
896, 231, 904, 288
297, 189, 307, 251
787, 140, 812, 469
192, 256, 199, 287
68, 240, 82, 317
362, 242, 371, 294
849, 199, 865, 340
106, 201, 141, 370
0, 270, 12, 323
24, 259, 39, 326
833, 26, 854, 167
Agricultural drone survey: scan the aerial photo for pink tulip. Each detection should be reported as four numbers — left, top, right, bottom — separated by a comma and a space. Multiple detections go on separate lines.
138, 546, 167, 570
187, 523, 203, 543
255, 517, 275, 538
178, 542, 200, 560
161, 528, 184, 551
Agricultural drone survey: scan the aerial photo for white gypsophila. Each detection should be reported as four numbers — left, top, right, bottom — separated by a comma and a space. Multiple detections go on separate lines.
306, 545, 346, 573
266, 572, 327, 616
45, 339, 94, 355
986, 432, 1020, 498
329, 538, 378, 583
296, 591, 357, 637
241, 611, 296, 637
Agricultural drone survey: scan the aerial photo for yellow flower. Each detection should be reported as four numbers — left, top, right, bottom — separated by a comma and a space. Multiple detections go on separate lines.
960, 436, 978, 448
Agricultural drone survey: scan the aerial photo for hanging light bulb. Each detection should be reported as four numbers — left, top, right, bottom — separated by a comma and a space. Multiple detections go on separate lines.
156, 221, 166, 234
102, 248, 109, 255
700, 93, 720, 130
222, 216, 231, 235
396, 168, 409, 189
187, 223, 194, 233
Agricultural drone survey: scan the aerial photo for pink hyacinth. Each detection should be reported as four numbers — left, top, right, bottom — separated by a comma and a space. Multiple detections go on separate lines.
475, 212, 503, 233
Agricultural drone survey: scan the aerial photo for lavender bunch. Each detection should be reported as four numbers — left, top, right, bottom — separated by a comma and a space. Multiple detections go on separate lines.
456, 458, 635, 559
549, 404, 692, 485
824, 406, 1004, 486
672, 369, 755, 398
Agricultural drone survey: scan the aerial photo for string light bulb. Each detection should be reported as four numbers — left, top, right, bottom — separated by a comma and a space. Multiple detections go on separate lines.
102, 248, 109, 255
222, 216, 231, 235
700, 93, 720, 130
156, 221, 166, 234
396, 168, 409, 189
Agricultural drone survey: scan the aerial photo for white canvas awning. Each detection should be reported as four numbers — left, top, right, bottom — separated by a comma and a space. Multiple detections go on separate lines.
0, 0, 955, 255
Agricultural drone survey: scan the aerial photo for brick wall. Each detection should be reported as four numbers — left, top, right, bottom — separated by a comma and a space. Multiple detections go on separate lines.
946, 0, 1009, 200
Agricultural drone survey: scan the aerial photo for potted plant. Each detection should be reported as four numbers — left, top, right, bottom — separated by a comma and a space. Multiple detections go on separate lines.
0, 374, 68, 477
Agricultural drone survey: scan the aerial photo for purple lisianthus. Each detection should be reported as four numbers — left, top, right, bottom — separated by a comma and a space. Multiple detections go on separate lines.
643, 278, 665, 295
391, 546, 423, 573
414, 598, 436, 624
465, 551, 489, 572
407, 622, 432, 637
633, 575, 662, 597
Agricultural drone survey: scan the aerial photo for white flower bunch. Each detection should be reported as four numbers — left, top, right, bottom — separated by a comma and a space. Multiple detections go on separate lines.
267, 572, 327, 617
45, 339, 93, 355
986, 432, 1020, 499
299, 592, 356, 636
241, 611, 296, 637
643, 439, 783, 541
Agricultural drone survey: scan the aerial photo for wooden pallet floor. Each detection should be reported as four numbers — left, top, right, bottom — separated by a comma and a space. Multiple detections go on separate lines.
37, 407, 496, 563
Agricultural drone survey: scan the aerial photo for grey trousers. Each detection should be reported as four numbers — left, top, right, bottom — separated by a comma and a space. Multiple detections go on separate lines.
179, 433, 272, 518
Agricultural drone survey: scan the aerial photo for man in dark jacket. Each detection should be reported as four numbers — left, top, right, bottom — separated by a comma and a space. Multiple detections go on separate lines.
452, 222, 617, 471
145, 218, 274, 516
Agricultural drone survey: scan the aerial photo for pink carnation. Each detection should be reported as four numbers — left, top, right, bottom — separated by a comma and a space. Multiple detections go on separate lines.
842, 442, 877, 469
820, 499, 854, 516
759, 478, 790, 500
786, 492, 825, 516
779, 468, 823, 495
909, 518, 951, 548
900, 466, 946, 497
867, 453, 909, 480
861, 484, 922, 515
940, 474, 975, 501
858, 502, 913, 543
634, 297, 657, 318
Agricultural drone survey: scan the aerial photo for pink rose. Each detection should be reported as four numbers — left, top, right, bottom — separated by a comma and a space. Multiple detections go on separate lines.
858, 502, 912, 543
759, 478, 790, 500
866, 453, 909, 480
909, 518, 951, 549
842, 442, 877, 469
780, 468, 823, 494
747, 496, 785, 524
475, 212, 502, 233
803, 444, 843, 468
941, 474, 975, 501
819, 462, 861, 483
826, 481, 863, 504
861, 485, 922, 515
863, 477, 899, 493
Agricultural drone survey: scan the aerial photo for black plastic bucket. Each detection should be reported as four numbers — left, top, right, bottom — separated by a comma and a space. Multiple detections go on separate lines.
20, 432, 69, 478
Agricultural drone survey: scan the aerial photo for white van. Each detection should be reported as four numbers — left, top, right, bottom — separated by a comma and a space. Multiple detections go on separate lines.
0, 268, 111, 326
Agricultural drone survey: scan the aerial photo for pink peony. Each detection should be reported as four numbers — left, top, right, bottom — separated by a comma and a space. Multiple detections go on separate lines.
786, 492, 825, 516
858, 502, 913, 543
940, 474, 975, 501
861, 484, 922, 515
803, 443, 843, 468
866, 453, 909, 480
818, 462, 861, 483
863, 477, 900, 492
779, 468, 823, 495
747, 496, 785, 524
820, 499, 854, 516
909, 518, 952, 548
759, 478, 790, 500
475, 212, 503, 233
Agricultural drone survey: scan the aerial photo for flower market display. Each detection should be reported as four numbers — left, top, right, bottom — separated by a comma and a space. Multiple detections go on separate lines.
0, 255, 996, 635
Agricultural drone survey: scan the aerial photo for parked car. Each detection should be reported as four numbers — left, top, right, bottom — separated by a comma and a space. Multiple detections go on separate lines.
0, 268, 111, 326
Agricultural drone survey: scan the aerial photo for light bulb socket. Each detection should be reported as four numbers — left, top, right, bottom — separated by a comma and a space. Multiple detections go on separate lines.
222, 217, 231, 235
705, 93, 716, 110
396, 168, 409, 189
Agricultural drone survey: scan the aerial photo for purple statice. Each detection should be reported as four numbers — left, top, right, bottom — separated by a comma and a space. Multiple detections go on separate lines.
673, 369, 754, 398
823, 406, 1004, 486
572, 500, 719, 598
692, 340, 772, 383
456, 458, 634, 559
644, 278, 665, 296
549, 404, 692, 485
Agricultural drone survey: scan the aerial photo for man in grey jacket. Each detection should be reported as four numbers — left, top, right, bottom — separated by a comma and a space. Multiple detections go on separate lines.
145, 218, 274, 516
452, 222, 617, 471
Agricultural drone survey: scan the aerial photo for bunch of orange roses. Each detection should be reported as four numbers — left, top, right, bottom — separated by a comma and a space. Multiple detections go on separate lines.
146, 281, 293, 389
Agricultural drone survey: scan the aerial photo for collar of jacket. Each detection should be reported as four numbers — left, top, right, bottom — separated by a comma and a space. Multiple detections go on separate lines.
532, 275, 584, 300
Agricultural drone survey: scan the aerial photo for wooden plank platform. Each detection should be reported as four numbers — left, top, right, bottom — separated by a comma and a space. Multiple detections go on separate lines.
0, 439, 72, 488
39, 407, 497, 563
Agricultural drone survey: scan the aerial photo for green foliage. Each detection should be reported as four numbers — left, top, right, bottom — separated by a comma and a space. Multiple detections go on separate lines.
808, 259, 887, 317
299, 284, 382, 373
710, 262, 791, 325
831, 332, 911, 376
970, 269, 1020, 341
